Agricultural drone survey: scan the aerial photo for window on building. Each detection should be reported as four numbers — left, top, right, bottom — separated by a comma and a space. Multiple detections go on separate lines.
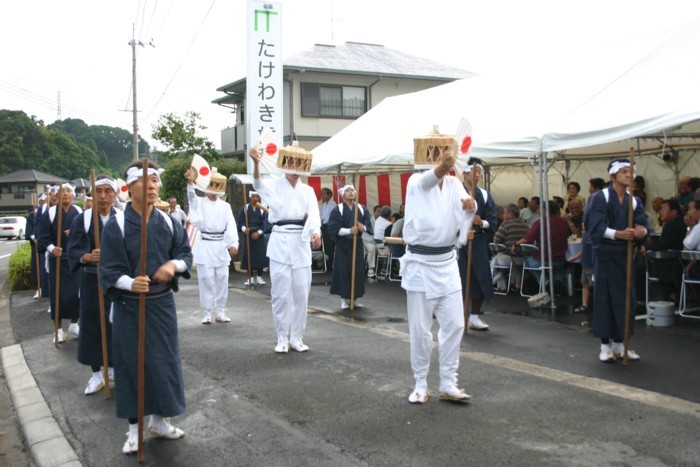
0, 186, 10, 194
18, 185, 34, 194
302, 83, 366, 118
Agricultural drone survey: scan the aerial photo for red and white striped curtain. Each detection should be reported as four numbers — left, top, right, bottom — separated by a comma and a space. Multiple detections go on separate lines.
306, 173, 412, 212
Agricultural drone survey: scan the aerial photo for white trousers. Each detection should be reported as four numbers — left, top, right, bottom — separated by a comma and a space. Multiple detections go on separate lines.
269, 259, 311, 339
197, 264, 229, 318
363, 240, 377, 270
406, 290, 465, 387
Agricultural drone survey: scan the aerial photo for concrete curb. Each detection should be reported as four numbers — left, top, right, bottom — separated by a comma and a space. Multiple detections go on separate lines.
1, 344, 82, 467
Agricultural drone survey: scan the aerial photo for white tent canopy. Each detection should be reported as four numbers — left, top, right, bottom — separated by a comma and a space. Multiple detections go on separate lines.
311, 18, 700, 174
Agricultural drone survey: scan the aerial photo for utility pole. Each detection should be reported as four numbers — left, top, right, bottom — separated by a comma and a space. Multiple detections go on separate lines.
128, 24, 154, 161
57, 89, 61, 121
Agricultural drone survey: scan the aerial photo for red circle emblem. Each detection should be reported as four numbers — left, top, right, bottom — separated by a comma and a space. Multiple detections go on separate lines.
120, 186, 128, 192
199, 167, 210, 176
265, 143, 278, 155
461, 136, 472, 154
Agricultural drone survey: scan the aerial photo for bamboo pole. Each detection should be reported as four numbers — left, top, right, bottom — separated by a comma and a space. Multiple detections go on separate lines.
53, 188, 64, 348
242, 187, 253, 288
463, 164, 477, 334
137, 160, 148, 462
32, 193, 41, 296
349, 197, 359, 310
90, 171, 111, 398
623, 148, 636, 365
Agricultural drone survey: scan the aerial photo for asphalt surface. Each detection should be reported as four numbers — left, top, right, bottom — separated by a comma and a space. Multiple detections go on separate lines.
2, 255, 700, 466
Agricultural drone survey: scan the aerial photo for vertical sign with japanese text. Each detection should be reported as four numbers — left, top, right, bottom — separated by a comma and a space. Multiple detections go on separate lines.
247, 1, 282, 174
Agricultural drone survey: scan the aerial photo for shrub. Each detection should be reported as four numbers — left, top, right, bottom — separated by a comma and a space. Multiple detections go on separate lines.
9, 242, 33, 291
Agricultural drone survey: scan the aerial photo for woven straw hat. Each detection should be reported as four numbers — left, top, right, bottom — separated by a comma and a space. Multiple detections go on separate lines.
203, 168, 227, 196
277, 141, 312, 176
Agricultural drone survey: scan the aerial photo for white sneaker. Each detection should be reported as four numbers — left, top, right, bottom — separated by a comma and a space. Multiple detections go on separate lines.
340, 299, 349, 309
201, 314, 212, 325
468, 315, 489, 331
68, 323, 80, 337
439, 384, 471, 402
52, 329, 67, 344
408, 385, 430, 404
255, 276, 266, 285
289, 336, 309, 352
367, 268, 376, 279
33, 290, 40, 299
122, 424, 139, 455
275, 334, 289, 353
215, 313, 231, 323
84, 373, 105, 395
612, 343, 640, 361
148, 416, 185, 439
599, 343, 615, 362
244, 278, 253, 286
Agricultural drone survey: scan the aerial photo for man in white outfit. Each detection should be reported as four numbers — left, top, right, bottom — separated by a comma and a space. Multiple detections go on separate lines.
401, 146, 476, 404
249, 145, 322, 353
185, 167, 239, 324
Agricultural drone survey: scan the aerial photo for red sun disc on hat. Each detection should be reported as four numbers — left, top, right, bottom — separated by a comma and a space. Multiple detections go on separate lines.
199, 167, 210, 176
265, 143, 278, 155
120, 186, 128, 192
461, 136, 472, 154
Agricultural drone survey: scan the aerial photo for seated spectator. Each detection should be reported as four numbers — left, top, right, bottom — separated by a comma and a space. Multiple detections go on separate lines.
562, 198, 583, 238
363, 205, 381, 278
683, 199, 700, 278
374, 206, 393, 245
553, 196, 565, 212
633, 175, 647, 209
517, 197, 531, 223
564, 181, 586, 212
648, 196, 664, 233
492, 203, 530, 291
522, 196, 540, 226
390, 215, 405, 258
642, 199, 686, 301
676, 176, 693, 214
512, 200, 569, 288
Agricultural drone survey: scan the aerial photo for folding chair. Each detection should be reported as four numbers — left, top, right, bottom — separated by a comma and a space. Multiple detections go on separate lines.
375, 241, 391, 280
489, 243, 511, 295
644, 250, 681, 308
519, 244, 550, 298
678, 250, 700, 319
311, 238, 327, 273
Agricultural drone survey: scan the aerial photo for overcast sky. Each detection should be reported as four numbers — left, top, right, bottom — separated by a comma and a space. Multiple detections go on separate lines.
2, 0, 699, 151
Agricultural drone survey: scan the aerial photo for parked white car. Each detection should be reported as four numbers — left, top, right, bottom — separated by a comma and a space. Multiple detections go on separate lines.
0, 216, 27, 239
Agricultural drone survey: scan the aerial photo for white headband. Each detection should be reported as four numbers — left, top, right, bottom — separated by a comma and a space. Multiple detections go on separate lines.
249, 190, 259, 197
608, 161, 632, 174
50, 185, 60, 193
60, 183, 76, 194
86, 196, 93, 200
464, 163, 483, 174
38, 193, 47, 201
95, 178, 118, 192
125, 167, 164, 186
338, 184, 355, 196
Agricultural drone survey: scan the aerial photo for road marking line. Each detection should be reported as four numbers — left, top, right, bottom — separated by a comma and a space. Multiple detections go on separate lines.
310, 306, 700, 419
0, 254, 11, 259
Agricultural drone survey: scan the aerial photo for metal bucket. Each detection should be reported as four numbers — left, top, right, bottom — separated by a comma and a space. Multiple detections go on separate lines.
646, 301, 675, 327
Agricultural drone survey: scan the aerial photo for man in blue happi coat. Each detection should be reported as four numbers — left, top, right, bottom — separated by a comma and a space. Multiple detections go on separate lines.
586, 158, 648, 362
328, 184, 373, 309
67, 175, 119, 395
99, 159, 192, 454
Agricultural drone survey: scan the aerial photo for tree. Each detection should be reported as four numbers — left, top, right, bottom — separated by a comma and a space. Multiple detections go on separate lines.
0, 110, 111, 179
151, 111, 218, 161
49, 118, 150, 174
159, 155, 246, 205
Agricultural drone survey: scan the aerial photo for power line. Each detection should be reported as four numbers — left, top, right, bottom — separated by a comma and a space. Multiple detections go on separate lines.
144, 0, 216, 121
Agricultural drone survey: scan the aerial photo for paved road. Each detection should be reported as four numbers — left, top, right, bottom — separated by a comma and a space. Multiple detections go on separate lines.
2, 248, 700, 465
